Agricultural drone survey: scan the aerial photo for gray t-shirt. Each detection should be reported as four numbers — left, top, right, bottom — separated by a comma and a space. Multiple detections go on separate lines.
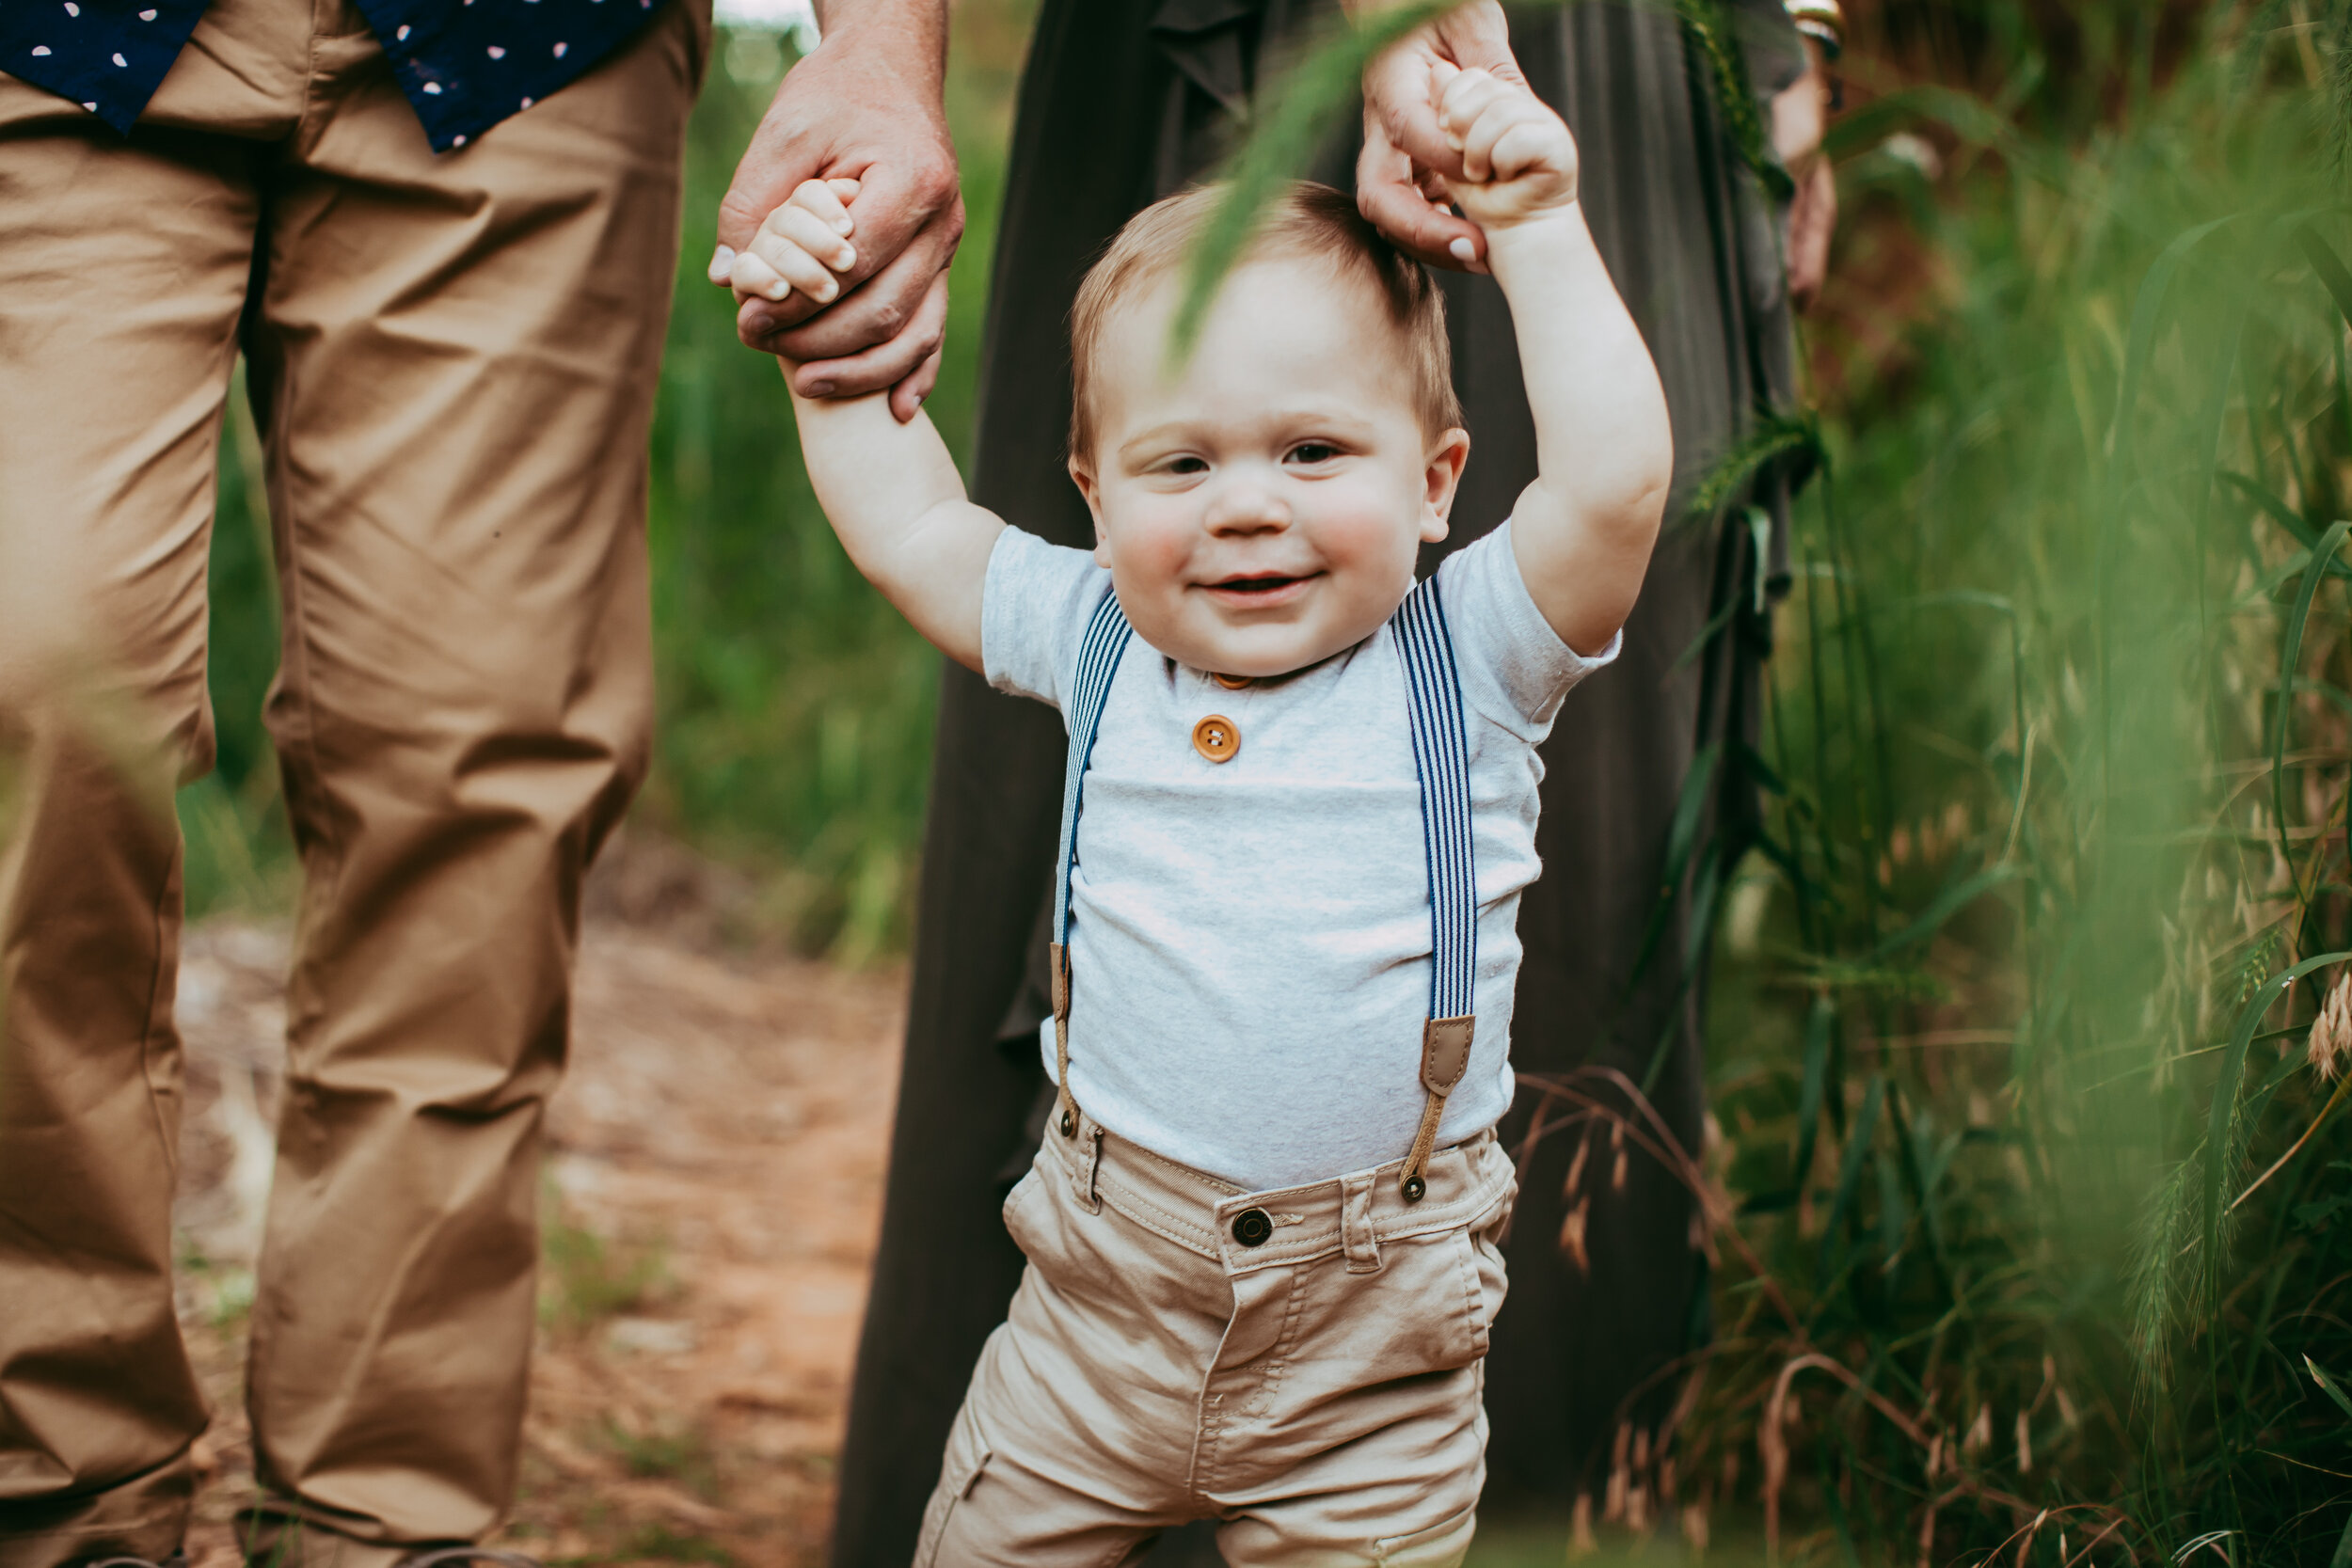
984, 524, 1616, 1191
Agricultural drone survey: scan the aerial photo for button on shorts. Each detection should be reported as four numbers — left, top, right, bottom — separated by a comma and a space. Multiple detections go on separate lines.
914, 1114, 1516, 1566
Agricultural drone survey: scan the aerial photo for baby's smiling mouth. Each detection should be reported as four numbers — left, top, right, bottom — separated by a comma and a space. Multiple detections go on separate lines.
1203, 571, 1319, 599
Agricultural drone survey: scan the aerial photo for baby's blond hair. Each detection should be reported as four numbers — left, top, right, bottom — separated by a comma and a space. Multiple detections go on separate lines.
1067, 182, 1463, 464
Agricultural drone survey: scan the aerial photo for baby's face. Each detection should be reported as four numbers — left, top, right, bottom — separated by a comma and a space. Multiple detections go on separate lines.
1071, 258, 1470, 678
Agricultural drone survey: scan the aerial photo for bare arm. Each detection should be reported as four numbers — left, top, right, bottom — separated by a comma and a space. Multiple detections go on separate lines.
742, 175, 1001, 664
1438, 67, 1673, 657
787, 381, 1001, 670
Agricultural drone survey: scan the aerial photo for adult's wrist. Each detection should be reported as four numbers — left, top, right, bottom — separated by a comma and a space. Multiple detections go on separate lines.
807, 0, 947, 89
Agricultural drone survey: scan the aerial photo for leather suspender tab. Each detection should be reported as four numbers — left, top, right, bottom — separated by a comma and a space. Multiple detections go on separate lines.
1420, 1016, 1474, 1095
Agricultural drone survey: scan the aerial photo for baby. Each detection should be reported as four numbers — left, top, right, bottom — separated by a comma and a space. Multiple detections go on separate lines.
740, 63, 1670, 1568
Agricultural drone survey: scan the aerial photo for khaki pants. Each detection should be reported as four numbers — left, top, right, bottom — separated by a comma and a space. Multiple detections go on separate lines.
916, 1116, 1515, 1567
0, 0, 706, 1560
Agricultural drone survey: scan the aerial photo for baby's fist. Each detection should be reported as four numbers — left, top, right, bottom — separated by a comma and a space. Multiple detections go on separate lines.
730, 177, 862, 307
1436, 65, 1579, 230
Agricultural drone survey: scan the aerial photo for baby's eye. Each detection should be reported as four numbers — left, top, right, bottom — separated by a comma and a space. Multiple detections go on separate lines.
1165, 455, 1210, 475
1286, 442, 1342, 466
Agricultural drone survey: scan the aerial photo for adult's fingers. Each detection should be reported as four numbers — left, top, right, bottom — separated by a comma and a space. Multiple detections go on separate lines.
888, 341, 946, 424
821, 154, 959, 299
787, 271, 951, 401
1364, 0, 1519, 176
1786, 158, 1836, 313
1355, 116, 1485, 271
713, 32, 958, 349
739, 197, 961, 356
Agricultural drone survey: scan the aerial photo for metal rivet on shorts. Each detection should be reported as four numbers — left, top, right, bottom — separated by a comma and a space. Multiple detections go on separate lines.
1231, 1207, 1273, 1247
1402, 1175, 1426, 1204
1058, 1110, 1075, 1138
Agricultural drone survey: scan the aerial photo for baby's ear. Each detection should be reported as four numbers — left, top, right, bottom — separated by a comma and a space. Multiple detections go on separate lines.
1422, 427, 1471, 542
1068, 458, 1113, 564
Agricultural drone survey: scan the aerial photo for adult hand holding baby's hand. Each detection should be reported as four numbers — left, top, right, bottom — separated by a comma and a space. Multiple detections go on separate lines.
1354, 0, 1522, 273
1432, 63, 1579, 235
713, 5, 962, 422
730, 178, 863, 309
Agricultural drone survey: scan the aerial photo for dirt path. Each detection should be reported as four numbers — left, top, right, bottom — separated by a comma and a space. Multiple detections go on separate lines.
171, 907, 905, 1568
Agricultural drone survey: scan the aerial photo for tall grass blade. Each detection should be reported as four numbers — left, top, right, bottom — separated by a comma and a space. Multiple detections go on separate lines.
1168, 1, 1461, 366
2306, 1355, 2352, 1422
2269, 519, 2350, 872
2201, 951, 2352, 1301
2296, 224, 2352, 326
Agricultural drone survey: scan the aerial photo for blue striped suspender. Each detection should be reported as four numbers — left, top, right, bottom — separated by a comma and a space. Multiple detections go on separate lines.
1388, 579, 1480, 1200
1046, 578, 1477, 1202
1047, 591, 1136, 1149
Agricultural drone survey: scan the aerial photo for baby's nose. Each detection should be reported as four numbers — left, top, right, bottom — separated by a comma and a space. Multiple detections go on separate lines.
1203, 477, 1290, 533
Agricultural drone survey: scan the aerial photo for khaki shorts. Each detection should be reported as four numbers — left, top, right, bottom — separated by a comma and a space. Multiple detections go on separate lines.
914, 1113, 1516, 1566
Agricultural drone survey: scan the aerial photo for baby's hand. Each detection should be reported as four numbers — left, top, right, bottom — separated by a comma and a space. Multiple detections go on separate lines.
729, 177, 862, 307
1435, 64, 1580, 233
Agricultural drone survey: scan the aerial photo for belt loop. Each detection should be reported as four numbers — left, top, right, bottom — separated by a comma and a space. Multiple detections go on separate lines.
1071, 1120, 1104, 1214
1341, 1171, 1382, 1274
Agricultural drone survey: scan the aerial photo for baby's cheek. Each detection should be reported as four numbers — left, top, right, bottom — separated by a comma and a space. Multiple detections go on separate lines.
1303, 488, 1424, 578
1104, 501, 1198, 592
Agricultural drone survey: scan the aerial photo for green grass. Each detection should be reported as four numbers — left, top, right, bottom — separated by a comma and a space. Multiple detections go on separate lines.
539, 1197, 672, 1336
1624, 5, 2352, 1562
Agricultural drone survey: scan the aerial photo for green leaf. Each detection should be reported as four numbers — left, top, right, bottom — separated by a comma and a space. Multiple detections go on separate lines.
2112, 217, 2236, 472
1867, 863, 2019, 963
1671, 0, 1794, 201
1789, 992, 1836, 1209
1818, 1074, 1885, 1280
2203, 951, 2352, 1300
2308, 1354, 2352, 1421
2219, 472, 2352, 578
2270, 519, 2350, 871
2296, 224, 2352, 328
1627, 741, 1724, 989
1820, 83, 2013, 161
1169, 1, 1463, 365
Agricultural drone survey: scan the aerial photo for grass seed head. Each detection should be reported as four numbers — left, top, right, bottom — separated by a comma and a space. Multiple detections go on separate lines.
2312, 970, 2351, 1082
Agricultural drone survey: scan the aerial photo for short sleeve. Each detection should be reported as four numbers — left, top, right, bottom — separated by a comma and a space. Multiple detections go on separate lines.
981, 527, 1114, 715
1434, 522, 1621, 735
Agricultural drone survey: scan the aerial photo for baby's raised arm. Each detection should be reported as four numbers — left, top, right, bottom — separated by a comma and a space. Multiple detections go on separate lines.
1435, 67, 1674, 658
743, 181, 1003, 671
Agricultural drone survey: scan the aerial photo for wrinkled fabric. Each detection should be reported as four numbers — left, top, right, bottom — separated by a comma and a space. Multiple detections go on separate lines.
915, 1112, 1513, 1564
0, 0, 668, 148
0, 0, 704, 1560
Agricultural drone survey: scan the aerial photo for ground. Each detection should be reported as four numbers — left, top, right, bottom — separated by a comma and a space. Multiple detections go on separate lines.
160, 844, 1674, 1568
170, 842, 904, 1568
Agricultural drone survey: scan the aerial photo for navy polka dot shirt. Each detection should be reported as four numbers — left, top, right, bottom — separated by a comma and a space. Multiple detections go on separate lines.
2, 0, 671, 152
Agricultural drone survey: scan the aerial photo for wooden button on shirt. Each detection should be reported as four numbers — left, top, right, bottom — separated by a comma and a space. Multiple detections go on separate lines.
1192, 715, 1240, 762
978, 524, 1622, 1190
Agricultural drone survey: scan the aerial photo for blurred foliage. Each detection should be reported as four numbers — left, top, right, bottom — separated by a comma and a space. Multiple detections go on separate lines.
1622, 1, 2352, 1562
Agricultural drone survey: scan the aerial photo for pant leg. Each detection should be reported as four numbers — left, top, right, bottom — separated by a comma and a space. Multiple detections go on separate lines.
230, 4, 707, 1560
0, 30, 297, 1561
